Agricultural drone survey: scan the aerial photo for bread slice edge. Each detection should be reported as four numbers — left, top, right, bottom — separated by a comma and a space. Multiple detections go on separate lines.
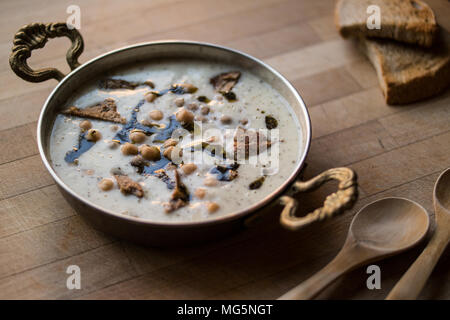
358, 37, 450, 105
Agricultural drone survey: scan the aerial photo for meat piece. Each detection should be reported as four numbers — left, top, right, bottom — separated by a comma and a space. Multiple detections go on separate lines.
99, 79, 140, 90
62, 98, 126, 124
130, 156, 149, 174
164, 170, 189, 213
164, 199, 186, 213
114, 174, 144, 198
249, 176, 265, 190
210, 71, 241, 93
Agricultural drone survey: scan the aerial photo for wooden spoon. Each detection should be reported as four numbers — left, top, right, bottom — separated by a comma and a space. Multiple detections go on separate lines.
386, 168, 450, 300
278, 197, 429, 300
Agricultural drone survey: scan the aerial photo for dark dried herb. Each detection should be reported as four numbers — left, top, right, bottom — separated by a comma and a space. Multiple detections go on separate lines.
249, 176, 265, 190
210, 163, 239, 181
265, 115, 278, 130
223, 91, 237, 101
197, 96, 211, 103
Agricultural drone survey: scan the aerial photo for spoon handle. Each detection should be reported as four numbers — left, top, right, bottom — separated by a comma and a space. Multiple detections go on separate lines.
278, 250, 355, 300
386, 227, 449, 300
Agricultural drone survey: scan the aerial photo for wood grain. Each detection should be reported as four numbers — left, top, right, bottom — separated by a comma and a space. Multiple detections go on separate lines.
0, 0, 449, 299
0, 185, 74, 238
386, 169, 450, 300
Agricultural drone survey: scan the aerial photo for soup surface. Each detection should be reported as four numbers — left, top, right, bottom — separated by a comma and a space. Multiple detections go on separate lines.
50, 59, 302, 222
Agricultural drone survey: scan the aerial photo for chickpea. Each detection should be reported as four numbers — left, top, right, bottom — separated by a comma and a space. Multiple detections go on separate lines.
107, 140, 120, 149
163, 138, 178, 148
187, 103, 198, 111
145, 92, 158, 102
194, 188, 206, 199
163, 146, 182, 161
220, 115, 232, 124
181, 163, 197, 175
207, 202, 220, 213
176, 108, 194, 124
240, 118, 248, 125
163, 147, 172, 159
139, 144, 161, 161
174, 98, 185, 108
148, 110, 162, 121
98, 178, 114, 191
121, 142, 138, 156
200, 106, 210, 115
129, 131, 147, 143
176, 83, 197, 93
79, 120, 92, 131
204, 176, 218, 187
144, 80, 155, 88
85, 129, 102, 142
110, 124, 119, 131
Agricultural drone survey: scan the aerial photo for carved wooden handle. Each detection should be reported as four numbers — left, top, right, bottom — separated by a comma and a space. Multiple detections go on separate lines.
10, 22, 84, 82
386, 226, 449, 300
280, 167, 357, 230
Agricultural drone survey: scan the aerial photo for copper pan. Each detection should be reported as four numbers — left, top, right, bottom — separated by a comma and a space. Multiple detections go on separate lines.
10, 23, 358, 246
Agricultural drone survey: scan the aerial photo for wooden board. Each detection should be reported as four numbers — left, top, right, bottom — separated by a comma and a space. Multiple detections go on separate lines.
0, 0, 449, 299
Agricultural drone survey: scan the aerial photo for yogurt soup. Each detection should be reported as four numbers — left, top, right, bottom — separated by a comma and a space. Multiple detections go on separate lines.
49, 59, 302, 222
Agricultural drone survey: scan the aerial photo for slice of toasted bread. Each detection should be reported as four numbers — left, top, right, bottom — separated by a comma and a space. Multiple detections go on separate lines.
358, 31, 450, 105
336, 0, 438, 47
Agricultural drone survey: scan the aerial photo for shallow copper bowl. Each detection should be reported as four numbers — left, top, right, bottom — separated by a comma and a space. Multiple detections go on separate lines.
10, 23, 357, 246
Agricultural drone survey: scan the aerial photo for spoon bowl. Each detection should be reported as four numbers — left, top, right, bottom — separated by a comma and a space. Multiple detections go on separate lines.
279, 197, 429, 300
350, 198, 429, 251
434, 168, 450, 210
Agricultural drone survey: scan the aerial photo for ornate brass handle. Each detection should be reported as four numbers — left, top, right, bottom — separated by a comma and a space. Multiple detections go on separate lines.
10, 22, 84, 82
280, 167, 357, 230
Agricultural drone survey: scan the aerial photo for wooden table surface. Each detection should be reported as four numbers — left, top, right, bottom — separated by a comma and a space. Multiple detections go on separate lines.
0, 0, 449, 300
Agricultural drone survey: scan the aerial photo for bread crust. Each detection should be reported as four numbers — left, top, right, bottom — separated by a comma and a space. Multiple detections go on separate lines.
336, 0, 438, 47
359, 32, 450, 105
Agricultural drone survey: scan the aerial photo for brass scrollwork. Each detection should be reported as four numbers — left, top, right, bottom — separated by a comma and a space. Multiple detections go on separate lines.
280, 167, 358, 230
10, 22, 84, 82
